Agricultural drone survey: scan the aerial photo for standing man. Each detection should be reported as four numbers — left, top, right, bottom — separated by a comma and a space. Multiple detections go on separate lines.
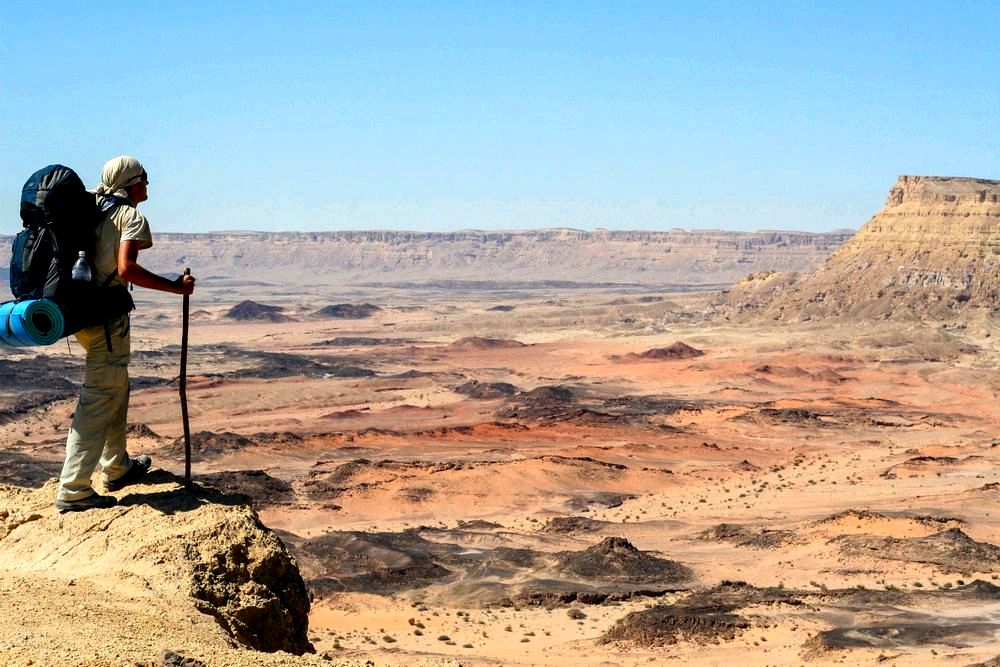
56, 156, 196, 512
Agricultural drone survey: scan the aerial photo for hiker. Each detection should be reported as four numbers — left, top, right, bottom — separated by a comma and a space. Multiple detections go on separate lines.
55, 156, 196, 512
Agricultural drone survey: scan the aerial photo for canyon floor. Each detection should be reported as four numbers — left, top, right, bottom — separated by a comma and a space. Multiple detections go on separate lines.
2, 278, 1000, 666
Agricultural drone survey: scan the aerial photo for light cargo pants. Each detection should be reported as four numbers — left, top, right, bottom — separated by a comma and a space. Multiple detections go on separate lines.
57, 315, 134, 501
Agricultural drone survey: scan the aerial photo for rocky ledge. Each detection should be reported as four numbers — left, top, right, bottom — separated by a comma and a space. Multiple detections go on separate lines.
0, 476, 319, 666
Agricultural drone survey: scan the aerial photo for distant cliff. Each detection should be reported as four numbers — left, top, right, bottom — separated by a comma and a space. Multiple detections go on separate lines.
0, 229, 851, 287
717, 176, 1000, 320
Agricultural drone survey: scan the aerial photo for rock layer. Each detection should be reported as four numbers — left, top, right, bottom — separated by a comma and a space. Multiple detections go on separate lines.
718, 176, 1000, 320
1, 228, 851, 287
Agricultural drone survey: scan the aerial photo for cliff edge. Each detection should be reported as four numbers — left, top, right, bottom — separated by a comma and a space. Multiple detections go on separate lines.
717, 176, 1000, 320
0, 476, 324, 666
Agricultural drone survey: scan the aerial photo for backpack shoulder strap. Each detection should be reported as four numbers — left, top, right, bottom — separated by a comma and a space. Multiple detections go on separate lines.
97, 194, 132, 214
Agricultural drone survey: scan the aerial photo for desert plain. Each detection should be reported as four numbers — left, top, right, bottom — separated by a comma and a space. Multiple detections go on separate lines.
1, 176, 1000, 666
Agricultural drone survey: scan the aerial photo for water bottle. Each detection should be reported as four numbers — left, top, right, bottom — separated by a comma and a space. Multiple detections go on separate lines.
71, 251, 92, 282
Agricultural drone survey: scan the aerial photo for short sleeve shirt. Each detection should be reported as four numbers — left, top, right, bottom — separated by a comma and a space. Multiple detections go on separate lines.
93, 202, 153, 288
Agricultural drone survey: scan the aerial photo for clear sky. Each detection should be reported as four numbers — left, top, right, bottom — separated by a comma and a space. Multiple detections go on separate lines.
1, 2, 996, 234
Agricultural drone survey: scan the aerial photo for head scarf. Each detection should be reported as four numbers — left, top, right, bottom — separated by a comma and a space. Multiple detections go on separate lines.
95, 156, 147, 198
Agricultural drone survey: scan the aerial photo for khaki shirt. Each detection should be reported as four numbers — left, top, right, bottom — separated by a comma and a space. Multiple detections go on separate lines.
93, 200, 153, 288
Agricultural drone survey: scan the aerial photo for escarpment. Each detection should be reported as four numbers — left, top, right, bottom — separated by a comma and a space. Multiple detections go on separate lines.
718, 176, 1000, 320
2, 228, 850, 287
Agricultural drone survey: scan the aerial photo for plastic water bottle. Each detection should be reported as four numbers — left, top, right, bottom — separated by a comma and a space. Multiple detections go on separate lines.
71, 251, 92, 282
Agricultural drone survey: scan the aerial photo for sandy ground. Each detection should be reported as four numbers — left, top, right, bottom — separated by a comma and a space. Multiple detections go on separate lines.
2, 282, 1000, 665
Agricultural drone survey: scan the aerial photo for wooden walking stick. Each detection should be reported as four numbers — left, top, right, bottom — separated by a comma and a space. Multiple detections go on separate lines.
180, 267, 192, 491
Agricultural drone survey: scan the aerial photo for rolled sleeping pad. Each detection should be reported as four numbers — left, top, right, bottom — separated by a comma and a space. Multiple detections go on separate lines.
0, 299, 65, 347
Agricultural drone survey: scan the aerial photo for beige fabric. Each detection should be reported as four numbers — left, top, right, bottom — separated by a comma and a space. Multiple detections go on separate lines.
57, 316, 134, 501
94, 156, 146, 197
93, 203, 153, 288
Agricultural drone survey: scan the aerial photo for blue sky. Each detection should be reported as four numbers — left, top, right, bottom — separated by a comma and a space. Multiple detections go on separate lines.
1, 2, 996, 234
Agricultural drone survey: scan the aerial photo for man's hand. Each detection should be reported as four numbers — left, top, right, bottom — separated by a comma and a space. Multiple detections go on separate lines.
176, 273, 196, 295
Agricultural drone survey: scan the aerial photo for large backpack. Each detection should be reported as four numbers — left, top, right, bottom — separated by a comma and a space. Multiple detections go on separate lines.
11, 164, 134, 338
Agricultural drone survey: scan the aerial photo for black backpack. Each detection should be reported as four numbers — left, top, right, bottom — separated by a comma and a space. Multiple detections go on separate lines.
11, 164, 134, 338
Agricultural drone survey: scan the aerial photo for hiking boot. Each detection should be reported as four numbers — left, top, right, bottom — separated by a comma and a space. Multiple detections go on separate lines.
104, 455, 152, 492
55, 493, 118, 513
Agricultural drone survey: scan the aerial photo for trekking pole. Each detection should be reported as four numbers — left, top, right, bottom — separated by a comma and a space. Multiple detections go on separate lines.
180, 267, 192, 492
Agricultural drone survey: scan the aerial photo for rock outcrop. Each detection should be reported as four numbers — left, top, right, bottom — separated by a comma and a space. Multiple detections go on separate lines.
311, 303, 381, 319
628, 342, 704, 360
225, 300, 289, 322
0, 478, 315, 665
717, 176, 1000, 321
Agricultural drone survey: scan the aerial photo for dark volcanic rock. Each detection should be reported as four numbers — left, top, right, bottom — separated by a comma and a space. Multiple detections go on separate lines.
805, 622, 1000, 651
126, 422, 162, 439
556, 537, 692, 584
737, 407, 826, 425
754, 364, 809, 377
542, 516, 609, 534
0, 451, 62, 488
699, 523, 796, 548
312, 303, 381, 319
519, 385, 575, 402
565, 492, 637, 511
497, 398, 669, 429
602, 580, 802, 647
224, 300, 289, 322
602, 603, 749, 646
495, 385, 590, 423
0, 356, 82, 424
629, 342, 704, 360
836, 528, 1000, 572
456, 519, 503, 530
314, 337, 412, 346
197, 470, 296, 506
299, 458, 400, 501
817, 508, 962, 528
226, 351, 375, 380
165, 431, 260, 461
454, 380, 519, 399
0, 356, 81, 390
605, 579, 1000, 650
601, 395, 693, 415
447, 336, 526, 351
290, 531, 454, 595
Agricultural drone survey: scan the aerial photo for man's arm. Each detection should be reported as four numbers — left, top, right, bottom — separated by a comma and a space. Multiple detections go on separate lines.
117, 240, 195, 295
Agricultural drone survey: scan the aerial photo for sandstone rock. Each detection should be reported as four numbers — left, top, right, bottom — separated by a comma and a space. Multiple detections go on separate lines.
0, 479, 314, 663
718, 176, 1000, 320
